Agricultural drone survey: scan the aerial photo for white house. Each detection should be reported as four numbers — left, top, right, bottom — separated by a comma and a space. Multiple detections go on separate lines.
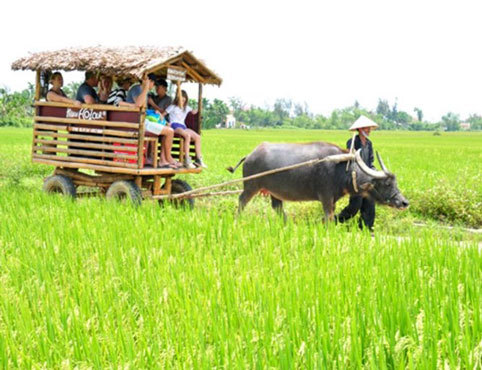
225, 113, 236, 128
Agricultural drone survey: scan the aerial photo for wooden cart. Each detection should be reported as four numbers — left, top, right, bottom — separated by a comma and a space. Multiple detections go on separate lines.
11, 46, 222, 207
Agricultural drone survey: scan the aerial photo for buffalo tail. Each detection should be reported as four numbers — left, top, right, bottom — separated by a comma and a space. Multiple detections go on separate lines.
226, 156, 246, 173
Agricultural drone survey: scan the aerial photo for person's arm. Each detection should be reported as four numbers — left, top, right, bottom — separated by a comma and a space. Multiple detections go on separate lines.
46, 91, 81, 106
133, 76, 150, 108
98, 79, 111, 103
83, 94, 96, 104
118, 101, 136, 107
148, 96, 162, 112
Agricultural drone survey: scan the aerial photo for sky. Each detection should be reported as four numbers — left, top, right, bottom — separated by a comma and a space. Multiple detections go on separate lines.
1, 0, 482, 122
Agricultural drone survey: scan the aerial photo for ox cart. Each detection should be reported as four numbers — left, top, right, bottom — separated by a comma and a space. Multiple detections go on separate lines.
11, 46, 222, 207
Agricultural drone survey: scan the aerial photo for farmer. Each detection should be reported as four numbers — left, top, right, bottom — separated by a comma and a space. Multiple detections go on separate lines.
335, 115, 379, 231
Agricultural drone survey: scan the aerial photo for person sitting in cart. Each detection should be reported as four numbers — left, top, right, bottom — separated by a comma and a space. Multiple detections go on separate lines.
126, 74, 180, 169
98, 75, 113, 104
148, 78, 172, 114
106, 76, 133, 106
76, 71, 99, 104
165, 90, 207, 169
46, 72, 81, 106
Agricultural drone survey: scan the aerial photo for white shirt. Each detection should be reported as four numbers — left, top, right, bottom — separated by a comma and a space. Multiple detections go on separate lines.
166, 104, 192, 124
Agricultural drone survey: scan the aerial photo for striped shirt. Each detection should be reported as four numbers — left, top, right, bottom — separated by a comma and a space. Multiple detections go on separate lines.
107, 88, 127, 106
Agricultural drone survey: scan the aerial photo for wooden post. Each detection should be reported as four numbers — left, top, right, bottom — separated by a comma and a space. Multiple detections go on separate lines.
198, 83, 203, 132
176, 81, 182, 106
135, 176, 142, 189
32, 70, 41, 159
138, 107, 146, 169
35, 70, 41, 101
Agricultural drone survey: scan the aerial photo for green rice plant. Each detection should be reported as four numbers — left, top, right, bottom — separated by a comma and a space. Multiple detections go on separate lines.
0, 128, 480, 367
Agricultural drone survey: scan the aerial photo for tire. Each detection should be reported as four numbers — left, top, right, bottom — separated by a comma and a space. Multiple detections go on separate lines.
43, 175, 76, 198
162, 179, 194, 209
106, 180, 142, 206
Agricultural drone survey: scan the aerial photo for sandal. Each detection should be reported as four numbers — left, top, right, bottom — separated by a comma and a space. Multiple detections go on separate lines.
169, 161, 183, 168
157, 162, 171, 169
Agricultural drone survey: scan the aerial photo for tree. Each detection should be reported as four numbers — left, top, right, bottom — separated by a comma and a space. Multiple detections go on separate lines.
202, 98, 230, 129
413, 107, 423, 122
294, 102, 310, 117
376, 99, 390, 119
63, 81, 82, 99
0, 85, 35, 127
395, 111, 412, 127
273, 98, 292, 123
466, 114, 482, 130
441, 112, 460, 131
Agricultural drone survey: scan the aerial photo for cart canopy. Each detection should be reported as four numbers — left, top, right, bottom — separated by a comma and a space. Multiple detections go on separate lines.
11, 46, 222, 85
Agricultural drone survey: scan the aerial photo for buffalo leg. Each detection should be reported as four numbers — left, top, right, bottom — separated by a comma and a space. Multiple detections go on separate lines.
271, 196, 286, 221
321, 199, 335, 223
238, 186, 258, 213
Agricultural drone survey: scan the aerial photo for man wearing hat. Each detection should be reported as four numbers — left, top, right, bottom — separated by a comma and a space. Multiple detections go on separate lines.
335, 115, 379, 231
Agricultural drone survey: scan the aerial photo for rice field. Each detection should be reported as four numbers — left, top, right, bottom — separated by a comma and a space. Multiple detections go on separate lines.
0, 128, 481, 368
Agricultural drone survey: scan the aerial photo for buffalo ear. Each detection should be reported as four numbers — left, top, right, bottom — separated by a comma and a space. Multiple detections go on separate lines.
359, 183, 374, 192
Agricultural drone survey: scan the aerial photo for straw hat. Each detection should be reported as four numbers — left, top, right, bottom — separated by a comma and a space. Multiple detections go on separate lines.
349, 115, 379, 131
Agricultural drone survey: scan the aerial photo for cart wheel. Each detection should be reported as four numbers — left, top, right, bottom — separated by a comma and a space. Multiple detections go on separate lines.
161, 179, 194, 209
43, 175, 76, 198
106, 180, 142, 206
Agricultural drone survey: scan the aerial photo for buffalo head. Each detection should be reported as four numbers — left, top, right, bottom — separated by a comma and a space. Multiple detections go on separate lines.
354, 150, 409, 209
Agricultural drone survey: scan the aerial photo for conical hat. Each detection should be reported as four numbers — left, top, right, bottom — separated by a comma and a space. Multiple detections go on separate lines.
349, 115, 379, 131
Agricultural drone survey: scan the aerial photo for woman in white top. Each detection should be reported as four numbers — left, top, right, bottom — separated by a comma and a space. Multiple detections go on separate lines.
165, 90, 207, 168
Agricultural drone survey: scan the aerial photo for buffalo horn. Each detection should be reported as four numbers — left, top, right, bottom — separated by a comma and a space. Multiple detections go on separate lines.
355, 150, 387, 179
376, 152, 390, 174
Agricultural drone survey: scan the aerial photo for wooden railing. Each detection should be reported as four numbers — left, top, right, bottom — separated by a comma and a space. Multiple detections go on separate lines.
32, 101, 145, 170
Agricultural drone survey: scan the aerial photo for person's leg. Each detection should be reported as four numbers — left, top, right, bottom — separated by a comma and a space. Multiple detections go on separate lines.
335, 196, 363, 223
174, 128, 194, 167
160, 126, 175, 164
185, 129, 207, 167
359, 197, 376, 231
186, 129, 201, 158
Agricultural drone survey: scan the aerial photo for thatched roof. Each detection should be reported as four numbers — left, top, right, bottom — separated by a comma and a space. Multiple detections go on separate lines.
11, 46, 222, 85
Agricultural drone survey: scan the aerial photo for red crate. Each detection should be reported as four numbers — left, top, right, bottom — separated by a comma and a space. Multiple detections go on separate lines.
113, 143, 146, 166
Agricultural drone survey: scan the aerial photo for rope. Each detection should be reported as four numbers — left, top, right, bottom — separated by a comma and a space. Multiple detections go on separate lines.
153, 153, 355, 200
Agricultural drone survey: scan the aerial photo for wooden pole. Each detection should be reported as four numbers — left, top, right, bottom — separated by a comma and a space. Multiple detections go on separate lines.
176, 81, 182, 107
32, 70, 41, 160
137, 108, 146, 168
35, 70, 41, 101
154, 153, 355, 200
346, 132, 357, 171
198, 83, 203, 133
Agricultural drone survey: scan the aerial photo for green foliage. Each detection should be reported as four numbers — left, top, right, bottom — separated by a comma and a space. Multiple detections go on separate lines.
411, 180, 481, 228
466, 114, 482, 130
202, 98, 230, 129
1, 80, 481, 132
441, 112, 460, 131
0, 84, 35, 127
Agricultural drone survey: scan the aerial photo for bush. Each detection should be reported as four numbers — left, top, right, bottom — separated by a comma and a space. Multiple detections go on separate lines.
410, 181, 481, 228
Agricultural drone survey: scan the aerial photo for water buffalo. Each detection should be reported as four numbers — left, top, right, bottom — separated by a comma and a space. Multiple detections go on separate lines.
227, 142, 409, 220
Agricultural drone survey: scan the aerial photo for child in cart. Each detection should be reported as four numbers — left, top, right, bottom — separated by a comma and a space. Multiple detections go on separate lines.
165, 90, 207, 169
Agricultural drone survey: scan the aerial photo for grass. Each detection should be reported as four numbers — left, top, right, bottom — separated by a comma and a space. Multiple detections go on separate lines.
0, 127, 481, 367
